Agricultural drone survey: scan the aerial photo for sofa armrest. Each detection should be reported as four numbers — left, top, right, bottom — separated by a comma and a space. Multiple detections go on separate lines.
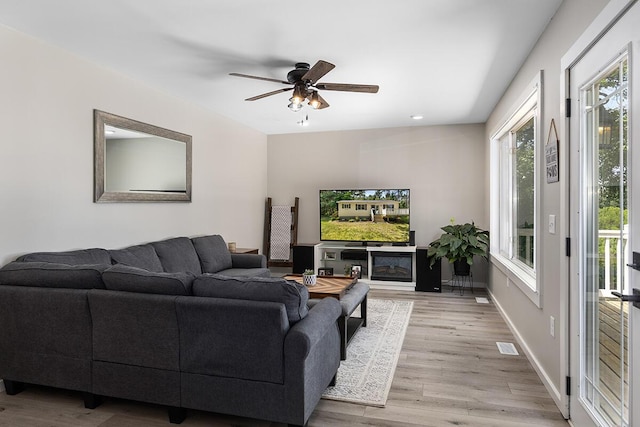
284, 297, 340, 359
282, 296, 341, 425
231, 253, 267, 269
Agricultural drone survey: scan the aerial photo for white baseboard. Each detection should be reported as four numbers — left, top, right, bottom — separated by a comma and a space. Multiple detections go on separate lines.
366, 279, 487, 292
487, 288, 567, 418
366, 280, 415, 291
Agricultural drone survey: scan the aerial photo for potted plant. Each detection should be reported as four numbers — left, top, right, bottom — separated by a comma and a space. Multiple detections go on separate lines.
427, 221, 489, 276
302, 269, 317, 286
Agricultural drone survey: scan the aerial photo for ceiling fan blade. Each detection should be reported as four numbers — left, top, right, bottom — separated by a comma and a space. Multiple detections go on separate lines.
245, 87, 292, 101
229, 72, 290, 85
315, 83, 379, 93
301, 60, 335, 84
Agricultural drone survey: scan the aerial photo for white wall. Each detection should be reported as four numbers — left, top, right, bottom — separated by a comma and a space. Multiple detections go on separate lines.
267, 124, 488, 281
0, 25, 267, 264
484, 0, 608, 407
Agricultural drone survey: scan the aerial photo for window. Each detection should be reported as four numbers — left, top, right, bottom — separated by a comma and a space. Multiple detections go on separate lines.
490, 72, 542, 305
355, 204, 367, 211
341, 203, 351, 209
383, 204, 395, 211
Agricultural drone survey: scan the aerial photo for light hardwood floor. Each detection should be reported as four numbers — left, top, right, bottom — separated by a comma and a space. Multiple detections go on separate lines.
0, 287, 568, 426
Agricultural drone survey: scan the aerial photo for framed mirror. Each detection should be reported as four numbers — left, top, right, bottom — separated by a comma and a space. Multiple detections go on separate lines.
94, 110, 192, 202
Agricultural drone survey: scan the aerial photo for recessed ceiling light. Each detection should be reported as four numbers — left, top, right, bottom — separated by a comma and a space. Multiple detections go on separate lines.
410, 115, 424, 120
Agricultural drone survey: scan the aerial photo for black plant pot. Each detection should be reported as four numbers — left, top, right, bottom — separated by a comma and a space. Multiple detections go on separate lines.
453, 259, 471, 276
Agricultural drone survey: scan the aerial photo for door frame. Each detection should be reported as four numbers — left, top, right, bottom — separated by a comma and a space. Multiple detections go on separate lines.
560, 0, 637, 422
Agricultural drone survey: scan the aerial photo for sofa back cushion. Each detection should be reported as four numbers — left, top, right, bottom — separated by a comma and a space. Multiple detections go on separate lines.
17, 248, 111, 266
102, 264, 194, 295
191, 235, 233, 273
192, 275, 309, 324
151, 237, 202, 275
109, 244, 163, 272
0, 261, 107, 289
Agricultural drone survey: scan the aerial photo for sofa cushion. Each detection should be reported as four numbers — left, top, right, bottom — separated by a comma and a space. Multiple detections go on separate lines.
17, 248, 111, 266
102, 264, 195, 296
0, 261, 107, 289
109, 244, 163, 272
151, 237, 202, 275
217, 268, 271, 278
192, 275, 309, 324
191, 235, 232, 273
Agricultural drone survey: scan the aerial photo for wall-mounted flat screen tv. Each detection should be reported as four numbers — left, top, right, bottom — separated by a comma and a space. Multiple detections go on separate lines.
319, 189, 410, 244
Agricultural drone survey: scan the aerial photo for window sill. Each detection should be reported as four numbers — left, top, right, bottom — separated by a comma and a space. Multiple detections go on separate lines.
490, 253, 541, 308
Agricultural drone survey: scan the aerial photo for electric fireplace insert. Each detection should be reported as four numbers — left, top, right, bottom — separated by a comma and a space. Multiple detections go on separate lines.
371, 251, 412, 282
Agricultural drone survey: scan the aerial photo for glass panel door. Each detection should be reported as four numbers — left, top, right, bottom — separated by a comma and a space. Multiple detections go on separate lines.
580, 57, 629, 427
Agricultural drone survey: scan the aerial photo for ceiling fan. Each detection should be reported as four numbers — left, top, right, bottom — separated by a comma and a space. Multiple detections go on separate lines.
229, 60, 379, 111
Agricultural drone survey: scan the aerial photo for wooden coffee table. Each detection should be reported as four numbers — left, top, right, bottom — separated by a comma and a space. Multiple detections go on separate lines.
285, 274, 368, 360
284, 274, 357, 299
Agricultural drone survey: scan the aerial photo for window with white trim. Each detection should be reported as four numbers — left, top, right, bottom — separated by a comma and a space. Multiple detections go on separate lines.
490, 72, 542, 305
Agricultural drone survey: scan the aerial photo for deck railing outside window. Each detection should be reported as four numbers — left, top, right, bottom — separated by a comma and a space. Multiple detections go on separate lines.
514, 228, 628, 294
599, 227, 629, 295
516, 228, 534, 268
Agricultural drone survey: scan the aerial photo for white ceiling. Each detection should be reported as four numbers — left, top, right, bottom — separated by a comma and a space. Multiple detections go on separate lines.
0, 0, 562, 135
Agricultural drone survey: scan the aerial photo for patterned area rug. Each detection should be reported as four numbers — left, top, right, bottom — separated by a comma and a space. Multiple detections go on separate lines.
322, 298, 413, 407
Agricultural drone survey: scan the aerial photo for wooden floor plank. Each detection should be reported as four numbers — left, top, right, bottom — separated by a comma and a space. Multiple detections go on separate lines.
0, 287, 568, 426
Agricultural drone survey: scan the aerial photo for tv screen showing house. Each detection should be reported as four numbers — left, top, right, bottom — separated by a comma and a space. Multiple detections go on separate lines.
319, 189, 410, 243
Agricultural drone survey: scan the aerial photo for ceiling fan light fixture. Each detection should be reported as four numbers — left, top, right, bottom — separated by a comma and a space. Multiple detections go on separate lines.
290, 85, 306, 105
288, 102, 302, 112
308, 92, 321, 109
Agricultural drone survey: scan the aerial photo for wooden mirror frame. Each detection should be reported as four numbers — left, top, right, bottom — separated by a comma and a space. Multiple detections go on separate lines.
94, 110, 192, 202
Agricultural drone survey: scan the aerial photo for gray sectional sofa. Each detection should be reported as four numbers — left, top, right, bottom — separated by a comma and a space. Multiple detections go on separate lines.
0, 235, 341, 427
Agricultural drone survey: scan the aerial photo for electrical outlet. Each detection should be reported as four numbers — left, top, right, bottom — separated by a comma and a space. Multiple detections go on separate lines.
550, 316, 555, 338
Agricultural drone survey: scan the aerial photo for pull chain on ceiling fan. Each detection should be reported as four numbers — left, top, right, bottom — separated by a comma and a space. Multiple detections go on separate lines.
229, 60, 379, 111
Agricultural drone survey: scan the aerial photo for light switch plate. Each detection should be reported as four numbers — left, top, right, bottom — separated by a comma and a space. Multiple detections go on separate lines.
548, 214, 556, 234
